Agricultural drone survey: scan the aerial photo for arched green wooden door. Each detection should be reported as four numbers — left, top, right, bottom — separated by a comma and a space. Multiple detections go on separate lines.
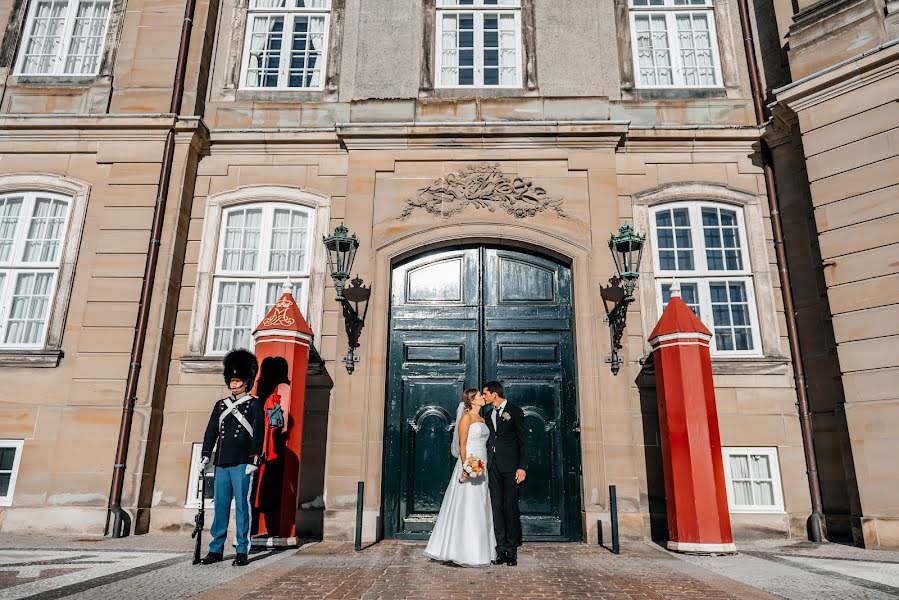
383, 246, 582, 541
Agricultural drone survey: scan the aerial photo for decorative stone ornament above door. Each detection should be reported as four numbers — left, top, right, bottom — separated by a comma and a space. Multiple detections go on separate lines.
399, 163, 567, 220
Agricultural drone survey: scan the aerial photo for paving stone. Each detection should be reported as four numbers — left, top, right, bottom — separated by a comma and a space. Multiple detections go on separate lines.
1, 535, 898, 600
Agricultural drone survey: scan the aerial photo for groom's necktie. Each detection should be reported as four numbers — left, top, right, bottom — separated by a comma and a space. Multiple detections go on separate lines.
492, 406, 499, 430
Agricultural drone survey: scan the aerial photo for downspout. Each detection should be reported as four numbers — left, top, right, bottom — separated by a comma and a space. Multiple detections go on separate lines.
106, 0, 197, 537
735, 0, 825, 542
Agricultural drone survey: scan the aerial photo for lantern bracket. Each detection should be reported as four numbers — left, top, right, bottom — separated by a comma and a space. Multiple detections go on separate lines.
605, 224, 645, 376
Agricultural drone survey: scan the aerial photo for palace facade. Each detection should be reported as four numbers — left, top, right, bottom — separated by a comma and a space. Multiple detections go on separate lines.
0, 0, 894, 548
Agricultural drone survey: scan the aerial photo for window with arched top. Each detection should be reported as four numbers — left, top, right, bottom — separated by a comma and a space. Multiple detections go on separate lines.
0, 191, 72, 349
650, 201, 761, 355
206, 202, 315, 353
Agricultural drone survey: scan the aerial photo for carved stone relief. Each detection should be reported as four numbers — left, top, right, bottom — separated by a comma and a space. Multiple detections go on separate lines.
399, 163, 567, 220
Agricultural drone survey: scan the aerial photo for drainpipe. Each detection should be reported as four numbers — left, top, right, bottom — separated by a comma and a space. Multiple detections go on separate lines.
735, 0, 825, 542
106, 0, 198, 537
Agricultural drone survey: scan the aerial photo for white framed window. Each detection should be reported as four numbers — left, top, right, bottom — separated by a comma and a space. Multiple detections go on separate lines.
0, 440, 24, 507
0, 192, 72, 349
240, 0, 330, 90
722, 447, 785, 513
186, 443, 215, 509
651, 202, 761, 355
629, 0, 723, 88
436, 0, 522, 88
206, 202, 313, 354
15, 0, 111, 76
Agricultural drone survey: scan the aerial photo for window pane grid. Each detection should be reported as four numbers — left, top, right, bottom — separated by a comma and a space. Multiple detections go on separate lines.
652, 202, 759, 356
23, 197, 67, 263
724, 449, 781, 510
0, 198, 23, 263
269, 208, 309, 272
4, 272, 55, 345
211, 280, 256, 352
630, 8, 719, 88
18, 0, 110, 76
702, 206, 743, 271
242, 2, 330, 90
208, 203, 314, 354
0, 441, 23, 504
437, 8, 520, 87
220, 208, 262, 272
655, 207, 693, 270
64, 0, 111, 74
710, 280, 752, 351
0, 192, 70, 350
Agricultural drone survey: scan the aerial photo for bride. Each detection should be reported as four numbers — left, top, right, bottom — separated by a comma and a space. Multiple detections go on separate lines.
424, 389, 497, 567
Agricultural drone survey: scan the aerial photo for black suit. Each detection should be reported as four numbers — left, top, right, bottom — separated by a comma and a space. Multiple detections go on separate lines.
484, 401, 528, 556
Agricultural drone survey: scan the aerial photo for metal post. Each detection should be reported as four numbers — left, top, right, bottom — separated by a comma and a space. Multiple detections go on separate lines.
609, 485, 620, 555
354, 481, 364, 552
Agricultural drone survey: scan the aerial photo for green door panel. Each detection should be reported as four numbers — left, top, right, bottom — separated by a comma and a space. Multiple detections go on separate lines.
384, 246, 583, 541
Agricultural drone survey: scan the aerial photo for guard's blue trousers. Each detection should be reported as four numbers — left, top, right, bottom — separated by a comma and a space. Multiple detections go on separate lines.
209, 465, 253, 555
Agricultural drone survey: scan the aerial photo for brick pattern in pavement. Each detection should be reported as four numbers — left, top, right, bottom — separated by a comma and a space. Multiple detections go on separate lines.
245, 541, 757, 600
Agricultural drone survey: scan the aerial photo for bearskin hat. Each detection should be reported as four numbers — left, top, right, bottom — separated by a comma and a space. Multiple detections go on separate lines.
223, 349, 258, 387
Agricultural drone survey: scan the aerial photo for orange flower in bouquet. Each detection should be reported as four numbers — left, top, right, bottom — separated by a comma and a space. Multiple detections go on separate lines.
461, 454, 485, 482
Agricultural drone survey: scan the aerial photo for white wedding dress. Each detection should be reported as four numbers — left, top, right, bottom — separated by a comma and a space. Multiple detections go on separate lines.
424, 421, 497, 567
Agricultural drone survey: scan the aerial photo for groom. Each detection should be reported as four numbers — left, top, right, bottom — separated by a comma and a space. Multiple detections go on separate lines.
482, 381, 527, 566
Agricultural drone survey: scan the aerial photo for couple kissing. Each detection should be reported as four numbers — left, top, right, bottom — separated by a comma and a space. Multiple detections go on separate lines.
424, 381, 528, 567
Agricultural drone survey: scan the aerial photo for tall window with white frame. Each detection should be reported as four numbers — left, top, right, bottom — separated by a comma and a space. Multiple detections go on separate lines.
629, 0, 722, 88
16, 0, 112, 76
651, 202, 761, 355
0, 192, 71, 349
436, 0, 521, 88
207, 202, 313, 354
241, 0, 330, 90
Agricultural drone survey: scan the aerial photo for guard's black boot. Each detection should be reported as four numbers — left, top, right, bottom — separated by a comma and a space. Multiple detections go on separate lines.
232, 553, 249, 566
506, 551, 518, 567
491, 551, 508, 566
200, 552, 223, 564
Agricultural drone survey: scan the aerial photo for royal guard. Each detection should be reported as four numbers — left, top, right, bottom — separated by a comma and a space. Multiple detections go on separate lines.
197, 349, 265, 566
253, 356, 291, 536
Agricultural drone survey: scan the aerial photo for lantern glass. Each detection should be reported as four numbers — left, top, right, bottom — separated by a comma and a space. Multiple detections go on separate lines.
608, 224, 645, 281
323, 224, 359, 296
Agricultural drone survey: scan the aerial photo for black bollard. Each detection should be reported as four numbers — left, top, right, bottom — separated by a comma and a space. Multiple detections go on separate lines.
609, 484, 620, 555
354, 481, 364, 552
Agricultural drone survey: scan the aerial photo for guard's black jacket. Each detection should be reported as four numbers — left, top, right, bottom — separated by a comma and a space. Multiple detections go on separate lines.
202, 394, 265, 467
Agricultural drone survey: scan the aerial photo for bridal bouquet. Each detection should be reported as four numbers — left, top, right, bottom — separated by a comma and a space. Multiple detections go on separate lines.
460, 455, 485, 482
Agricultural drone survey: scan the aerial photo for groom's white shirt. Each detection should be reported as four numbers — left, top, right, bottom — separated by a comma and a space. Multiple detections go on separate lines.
492, 399, 508, 430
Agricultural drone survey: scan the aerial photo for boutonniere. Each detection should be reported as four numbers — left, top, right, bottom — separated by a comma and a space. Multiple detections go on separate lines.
501, 412, 511, 422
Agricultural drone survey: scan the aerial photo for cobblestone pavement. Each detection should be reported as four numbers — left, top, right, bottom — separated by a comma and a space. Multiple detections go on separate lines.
678, 540, 899, 600
1, 535, 898, 600
0, 534, 297, 600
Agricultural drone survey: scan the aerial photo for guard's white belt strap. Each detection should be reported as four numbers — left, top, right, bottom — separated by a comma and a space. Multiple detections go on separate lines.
220, 394, 253, 437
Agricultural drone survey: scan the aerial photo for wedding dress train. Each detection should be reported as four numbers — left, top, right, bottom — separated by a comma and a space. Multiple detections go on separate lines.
424, 422, 497, 567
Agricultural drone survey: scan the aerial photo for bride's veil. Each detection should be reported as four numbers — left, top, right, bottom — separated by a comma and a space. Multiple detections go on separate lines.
450, 401, 465, 459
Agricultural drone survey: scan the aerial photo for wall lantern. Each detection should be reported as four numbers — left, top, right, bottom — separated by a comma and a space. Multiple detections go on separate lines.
323, 224, 370, 374
605, 223, 646, 376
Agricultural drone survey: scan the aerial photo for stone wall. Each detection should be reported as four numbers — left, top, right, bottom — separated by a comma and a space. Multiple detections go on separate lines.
777, 42, 899, 548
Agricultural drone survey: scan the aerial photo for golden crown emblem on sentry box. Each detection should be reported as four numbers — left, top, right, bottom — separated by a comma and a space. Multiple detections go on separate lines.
261, 296, 296, 328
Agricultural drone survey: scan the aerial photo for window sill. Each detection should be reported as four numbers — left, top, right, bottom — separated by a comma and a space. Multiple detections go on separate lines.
711, 356, 791, 375
728, 508, 787, 514
0, 349, 63, 368
180, 351, 325, 376
419, 87, 538, 99
233, 88, 336, 104
7, 74, 108, 88
622, 87, 728, 101
639, 354, 791, 380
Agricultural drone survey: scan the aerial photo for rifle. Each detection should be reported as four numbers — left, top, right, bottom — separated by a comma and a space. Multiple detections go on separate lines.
191, 464, 207, 564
